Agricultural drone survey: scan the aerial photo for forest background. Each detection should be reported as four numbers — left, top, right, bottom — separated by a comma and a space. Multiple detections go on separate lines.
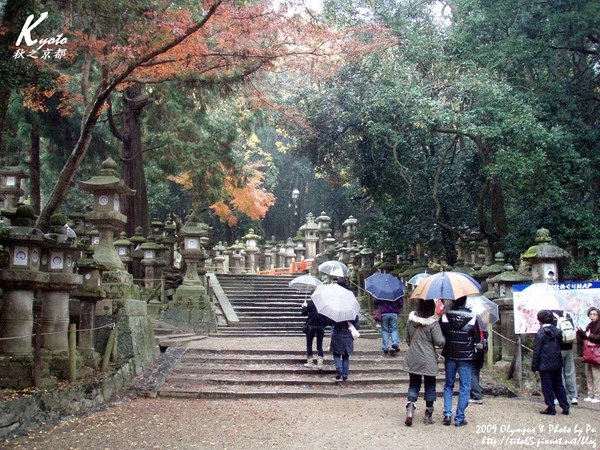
0, 0, 599, 278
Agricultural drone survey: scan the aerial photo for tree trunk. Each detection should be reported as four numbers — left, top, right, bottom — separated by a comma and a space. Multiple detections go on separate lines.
29, 118, 41, 214
0, 87, 11, 163
35, 0, 223, 231
121, 85, 149, 236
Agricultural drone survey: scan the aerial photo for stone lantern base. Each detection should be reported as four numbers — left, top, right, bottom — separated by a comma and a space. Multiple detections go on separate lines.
163, 284, 216, 333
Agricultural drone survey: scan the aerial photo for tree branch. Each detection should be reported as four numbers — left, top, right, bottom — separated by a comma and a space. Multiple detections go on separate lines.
106, 96, 124, 142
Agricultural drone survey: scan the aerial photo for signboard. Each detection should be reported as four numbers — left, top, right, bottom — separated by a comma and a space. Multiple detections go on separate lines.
513, 281, 600, 334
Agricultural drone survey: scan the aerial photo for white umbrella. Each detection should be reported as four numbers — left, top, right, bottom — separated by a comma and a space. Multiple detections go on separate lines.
407, 272, 430, 287
466, 295, 499, 324
289, 274, 323, 293
519, 283, 573, 312
311, 283, 360, 322
317, 260, 349, 278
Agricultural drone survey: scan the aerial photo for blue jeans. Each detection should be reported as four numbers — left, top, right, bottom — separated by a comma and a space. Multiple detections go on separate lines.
443, 358, 472, 424
381, 313, 399, 351
408, 373, 437, 405
333, 352, 349, 378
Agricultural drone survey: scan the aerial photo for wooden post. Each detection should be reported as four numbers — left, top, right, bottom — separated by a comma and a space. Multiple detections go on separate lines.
487, 323, 494, 369
33, 318, 42, 387
68, 323, 77, 382
102, 325, 117, 372
515, 335, 523, 390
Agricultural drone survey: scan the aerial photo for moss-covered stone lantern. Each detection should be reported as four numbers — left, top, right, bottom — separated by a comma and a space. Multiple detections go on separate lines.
140, 236, 164, 290
342, 216, 358, 241
78, 157, 135, 271
213, 241, 227, 274
301, 212, 319, 260
0, 166, 27, 214
39, 213, 83, 352
315, 211, 332, 254
162, 220, 177, 267
521, 228, 571, 283
243, 228, 260, 274
0, 205, 48, 357
114, 231, 133, 271
128, 226, 147, 284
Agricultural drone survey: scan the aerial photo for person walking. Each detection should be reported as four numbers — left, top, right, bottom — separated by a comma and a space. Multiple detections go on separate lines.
551, 310, 578, 405
439, 296, 481, 427
301, 298, 328, 370
532, 310, 570, 415
470, 315, 488, 405
577, 306, 600, 403
375, 297, 403, 355
330, 316, 359, 382
403, 299, 445, 426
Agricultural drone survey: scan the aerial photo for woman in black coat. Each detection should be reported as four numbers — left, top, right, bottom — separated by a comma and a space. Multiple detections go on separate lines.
330, 316, 359, 382
532, 310, 569, 415
301, 299, 328, 369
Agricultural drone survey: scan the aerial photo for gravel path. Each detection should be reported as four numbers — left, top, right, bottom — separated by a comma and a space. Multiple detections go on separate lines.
5, 336, 600, 449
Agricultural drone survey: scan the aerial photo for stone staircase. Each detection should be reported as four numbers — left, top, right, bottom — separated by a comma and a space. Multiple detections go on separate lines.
215, 274, 378, 337
151, 319, 207, 349
157, 347, 451, 399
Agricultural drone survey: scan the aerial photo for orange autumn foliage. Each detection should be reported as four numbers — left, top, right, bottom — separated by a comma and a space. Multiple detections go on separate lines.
169, 163, 275, 227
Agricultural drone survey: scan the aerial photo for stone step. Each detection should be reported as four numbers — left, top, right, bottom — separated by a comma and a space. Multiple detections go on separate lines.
164, 375, 428, 386
157, 385, 456, 399
157, 334, 208, 348
232, 315, 306, 321
212, 330, 381, 338
184, 348, 400, 356
179, 355, 408, 365
172, 365, 415, 375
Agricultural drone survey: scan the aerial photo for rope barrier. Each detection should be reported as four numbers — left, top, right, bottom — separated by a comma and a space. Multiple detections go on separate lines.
0, 322, 115, 341
491, 329, 534, 353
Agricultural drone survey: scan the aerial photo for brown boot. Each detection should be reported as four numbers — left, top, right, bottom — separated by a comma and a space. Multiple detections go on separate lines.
424, 407, 435, 425
405, 402, 415, 426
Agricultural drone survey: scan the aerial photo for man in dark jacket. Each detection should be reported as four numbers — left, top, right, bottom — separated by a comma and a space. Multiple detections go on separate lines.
439, 296, 481, 427
532, 310, 569, 415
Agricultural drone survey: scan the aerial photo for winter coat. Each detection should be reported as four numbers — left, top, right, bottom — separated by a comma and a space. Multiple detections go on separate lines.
439, 307, 481, 361
301, 300, 329, 329
532, 324, 563, 372
375, 299, 403, 315
403, 312, 445, 377
330, 317, 359, 355
576, 319, 600, 345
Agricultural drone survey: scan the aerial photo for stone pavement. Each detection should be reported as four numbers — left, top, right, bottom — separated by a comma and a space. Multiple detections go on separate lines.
5, 336, 600, 449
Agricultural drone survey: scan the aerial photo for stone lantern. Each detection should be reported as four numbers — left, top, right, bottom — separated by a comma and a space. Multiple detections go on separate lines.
72, 242, 106, 364
140, 236, 164, 291
269, 240, 278, 269
213, 241, 227, 274
150, 218, 165, 243
39, 213, 83, 352
315, 211, 332, 254
243, 228, 260, 274
293, 233, 306, 264
337, 241, 350, 265
0, 205, 48, 357
277, 241, 286, 268
162, 220, 177, 267
359, 247, 375, 269
229, 241, 243, 275
78, 157, 135, 271
0, 165, 28, 214
302, 212, 319, 260
342, 216, 358, 241
521, 228, 570, 283
128, 226, 147, 284
284, 237, 296, 268
78, 158, 157, 368
164, 211, 215, 333
114, 231, 133, 270
323, 234, 337, 260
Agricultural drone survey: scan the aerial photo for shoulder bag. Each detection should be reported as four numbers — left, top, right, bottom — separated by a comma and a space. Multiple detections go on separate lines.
582, 340, 600, 366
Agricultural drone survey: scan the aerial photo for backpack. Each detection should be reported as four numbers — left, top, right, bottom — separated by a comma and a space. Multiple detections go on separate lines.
554, 314, 576, 344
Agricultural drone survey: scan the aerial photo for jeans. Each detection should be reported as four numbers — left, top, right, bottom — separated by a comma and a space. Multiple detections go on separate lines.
561, 349, 578, 400
306, 327, 324, 357
443, 358, 472, 424
381, 313, 399, 351
333, 352, 349, 378
470, 362, 483, 401
408, 373, 437, 405
540, 369, 569, 412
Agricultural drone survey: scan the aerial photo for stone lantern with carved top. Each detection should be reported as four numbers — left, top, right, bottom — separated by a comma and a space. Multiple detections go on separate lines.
0, 166, 27, 215
38, 213, 83, 352
243, 228, 260, 274
0, 205, 49, 356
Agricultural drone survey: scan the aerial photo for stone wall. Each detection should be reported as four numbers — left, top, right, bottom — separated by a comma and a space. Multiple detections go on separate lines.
0, 358, 138, 440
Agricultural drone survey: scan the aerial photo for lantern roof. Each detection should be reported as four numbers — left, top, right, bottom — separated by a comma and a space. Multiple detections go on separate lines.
77, 157, 135, 195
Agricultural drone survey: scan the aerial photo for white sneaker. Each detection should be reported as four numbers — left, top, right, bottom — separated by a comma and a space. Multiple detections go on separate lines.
591, 398, 600, 404
571, 398, 578, 405
584, 397, 594, 402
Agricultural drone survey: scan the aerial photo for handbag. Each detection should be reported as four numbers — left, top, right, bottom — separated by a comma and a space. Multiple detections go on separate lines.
348, 322, 360, 339
302, 322, 309, 334
373, 307, 382, 323
582, 340, 600, 366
